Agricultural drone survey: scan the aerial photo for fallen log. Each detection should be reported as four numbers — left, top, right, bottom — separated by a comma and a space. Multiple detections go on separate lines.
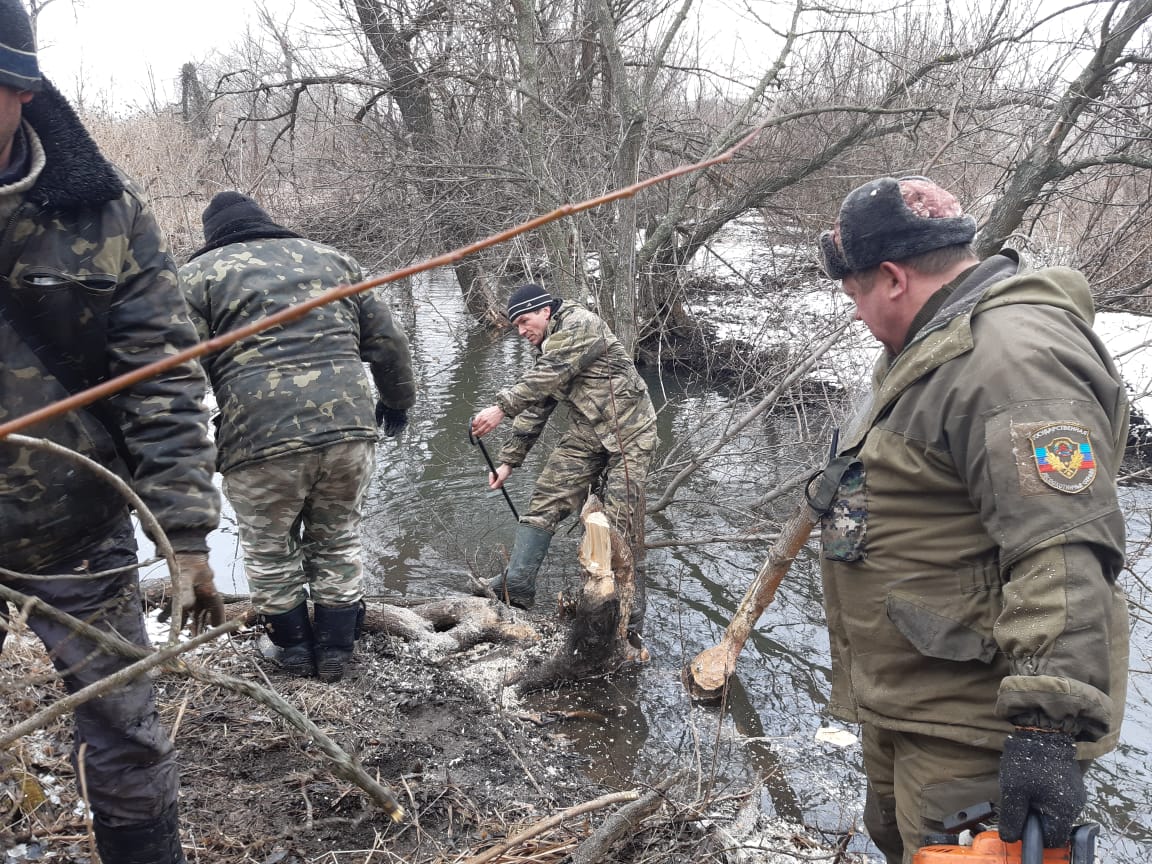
570, 771, 684, 864
462, 790, 641, 864
367, 596, 538, 656
138, 581, 538, 656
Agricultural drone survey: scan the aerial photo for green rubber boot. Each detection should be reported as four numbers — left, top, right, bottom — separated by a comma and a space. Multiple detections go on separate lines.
488, 524, 553, 609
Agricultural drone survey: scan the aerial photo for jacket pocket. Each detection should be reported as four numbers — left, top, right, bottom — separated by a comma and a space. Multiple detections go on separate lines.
819, 459, 868, 562
887, 592, 998, 663
16, 269, 118, 380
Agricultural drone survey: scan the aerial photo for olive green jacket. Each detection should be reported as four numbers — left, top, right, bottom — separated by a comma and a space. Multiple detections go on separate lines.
496, 303, 656, 467
819, 252, 1129, 758
1, 85, 219, 569
180, 238, 416, 474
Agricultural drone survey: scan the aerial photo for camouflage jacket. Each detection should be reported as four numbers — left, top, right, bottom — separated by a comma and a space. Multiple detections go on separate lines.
495, 303, 656, 467
180, 238, 416, 473
818, 252, 1129, 759
0, 84, 220, 571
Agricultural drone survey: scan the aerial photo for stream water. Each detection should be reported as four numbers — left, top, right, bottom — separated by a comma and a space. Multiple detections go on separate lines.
181, 270, 1152, 862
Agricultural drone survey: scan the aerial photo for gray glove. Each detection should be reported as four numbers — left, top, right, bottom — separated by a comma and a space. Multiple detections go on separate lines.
998, 728, 1085, 847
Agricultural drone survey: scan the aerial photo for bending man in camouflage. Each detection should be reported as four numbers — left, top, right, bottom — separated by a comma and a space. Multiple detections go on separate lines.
470, 284, 658, 639
180, 192, 415, 683
1, 4, 221, 861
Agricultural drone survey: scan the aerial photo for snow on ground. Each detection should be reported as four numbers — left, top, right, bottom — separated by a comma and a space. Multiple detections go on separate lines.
685, 216, 1152, 419
688, 217, 813, 286
1096, 312, 1152, 419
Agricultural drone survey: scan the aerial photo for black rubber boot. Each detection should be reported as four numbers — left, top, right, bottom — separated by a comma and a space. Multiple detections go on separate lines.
488, 524, 553, 609
261, 603, 316, 677
313, 602, 362, 683
93, 803, 186, 864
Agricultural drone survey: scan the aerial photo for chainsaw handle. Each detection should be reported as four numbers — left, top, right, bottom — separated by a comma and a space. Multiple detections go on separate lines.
1021, 812, 1043, 864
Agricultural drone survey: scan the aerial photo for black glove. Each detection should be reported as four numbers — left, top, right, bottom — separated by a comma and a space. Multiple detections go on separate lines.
375, 402, 408, 437
998, 728, 1085, 847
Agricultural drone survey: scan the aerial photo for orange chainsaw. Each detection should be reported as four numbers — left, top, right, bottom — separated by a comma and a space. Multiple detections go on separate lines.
913, 803, 1099, 864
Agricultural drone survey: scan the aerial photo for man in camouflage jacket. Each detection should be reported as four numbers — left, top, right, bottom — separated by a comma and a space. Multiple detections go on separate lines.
814, 176, 1129, 862
471, 284, 658, 637
180, 191, 416, 683
0, 4, 221, 861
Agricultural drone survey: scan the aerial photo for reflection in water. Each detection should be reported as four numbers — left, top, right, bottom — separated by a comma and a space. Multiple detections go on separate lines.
721, 675, 804, 825
195, 270, 1149, 861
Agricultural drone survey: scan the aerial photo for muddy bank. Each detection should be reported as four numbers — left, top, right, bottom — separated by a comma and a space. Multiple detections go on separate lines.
0, 606, 866, 864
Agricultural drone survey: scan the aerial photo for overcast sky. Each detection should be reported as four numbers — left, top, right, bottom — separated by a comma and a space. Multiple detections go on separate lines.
35, 0, 259, 109
32, 0, 1089, 114
32, 0, 771, 112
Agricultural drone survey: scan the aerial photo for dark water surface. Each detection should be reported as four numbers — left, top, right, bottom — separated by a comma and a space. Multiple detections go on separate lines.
169, 271, 1150, 861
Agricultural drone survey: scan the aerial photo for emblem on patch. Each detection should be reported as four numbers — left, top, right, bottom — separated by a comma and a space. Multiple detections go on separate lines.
1031, 423, 1097, 493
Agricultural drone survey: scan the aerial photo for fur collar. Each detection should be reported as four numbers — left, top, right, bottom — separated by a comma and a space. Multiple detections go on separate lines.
21, 79, 123, 210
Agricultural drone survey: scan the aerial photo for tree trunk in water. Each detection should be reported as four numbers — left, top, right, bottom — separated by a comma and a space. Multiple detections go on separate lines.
593, 0, 644, 355
511, 0, 582, 300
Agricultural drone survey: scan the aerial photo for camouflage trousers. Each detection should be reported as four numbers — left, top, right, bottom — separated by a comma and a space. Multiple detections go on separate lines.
522, 422, 657, 543
1, 520, 178, 826
224, 439, 375, 615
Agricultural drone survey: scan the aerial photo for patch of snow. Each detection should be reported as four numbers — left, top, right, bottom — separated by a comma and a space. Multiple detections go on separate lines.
683, 215, 1152, 421
687, 217, 813, 284
814, 726, 859, 748
1096, 312, 1152, 419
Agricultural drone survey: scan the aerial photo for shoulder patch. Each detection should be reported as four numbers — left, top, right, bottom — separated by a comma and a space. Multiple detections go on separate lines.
1030, 423, 1097, 493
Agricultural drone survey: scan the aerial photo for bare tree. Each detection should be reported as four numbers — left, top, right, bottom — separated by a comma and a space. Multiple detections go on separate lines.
977, 0, 1152, 258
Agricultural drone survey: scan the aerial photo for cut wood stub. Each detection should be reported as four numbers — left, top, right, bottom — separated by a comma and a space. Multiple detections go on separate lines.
579, 510, 616, 607
578, 500, 637, 644
515, 495, 649, 692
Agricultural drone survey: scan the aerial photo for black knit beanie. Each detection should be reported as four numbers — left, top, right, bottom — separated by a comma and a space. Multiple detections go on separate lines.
189, 191, 301, 259
819, 176, 976, 279
0, 0, 42, 92
506, 283, 561, 322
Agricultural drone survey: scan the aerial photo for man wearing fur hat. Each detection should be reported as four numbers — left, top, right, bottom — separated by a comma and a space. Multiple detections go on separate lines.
470, 284, 658, 641
0, 2, 222, 861
813, 176, 1129, 862
180, 191, 416, 684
